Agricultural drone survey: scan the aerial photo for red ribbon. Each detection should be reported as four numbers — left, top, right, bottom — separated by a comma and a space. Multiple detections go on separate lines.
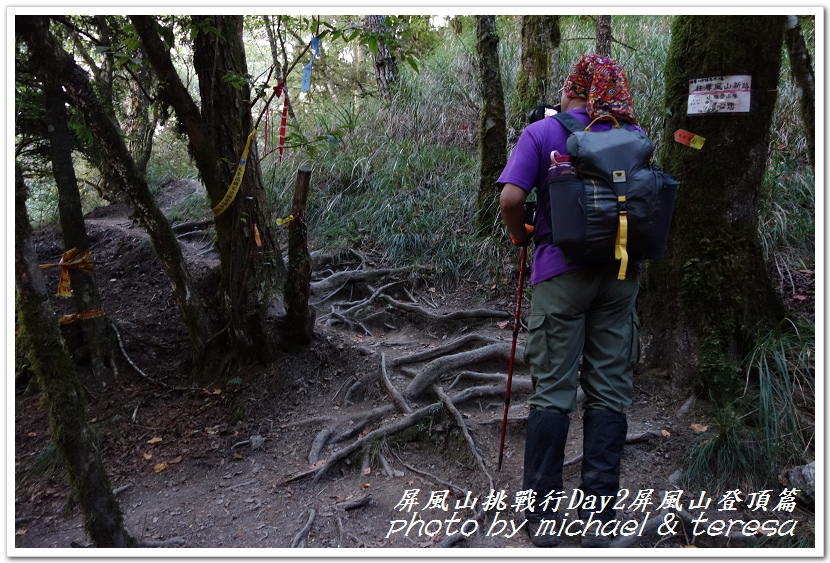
279, 97, 288, 162
270, 80, 288, 162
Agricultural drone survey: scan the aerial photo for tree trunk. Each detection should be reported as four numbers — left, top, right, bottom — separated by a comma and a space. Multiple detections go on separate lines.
596, 15, 612, 57
70, 16, 123, 201
366, 15, 399, 99
18, 15, 222, 381
784, 15, 815, 167
15, 160, 136, 548
283, 168, 314, 345
125, 49, 156, 179
134, 15, 287, 367
191, 15, 284, 360
474, 15, 507, 235
517, 15, 549, 114
639, 15, 787, 393
44, 77, 114, 376
545, 16, 562, 103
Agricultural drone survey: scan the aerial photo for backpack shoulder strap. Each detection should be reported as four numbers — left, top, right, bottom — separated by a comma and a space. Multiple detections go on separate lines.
551, 112, 585, 134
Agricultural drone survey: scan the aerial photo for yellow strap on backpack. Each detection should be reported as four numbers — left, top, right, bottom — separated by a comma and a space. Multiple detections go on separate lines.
615, 195, 629, 280
212, 129, 257, 217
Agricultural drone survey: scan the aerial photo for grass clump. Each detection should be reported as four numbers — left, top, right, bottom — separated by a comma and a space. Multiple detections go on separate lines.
683, 317, 814, 493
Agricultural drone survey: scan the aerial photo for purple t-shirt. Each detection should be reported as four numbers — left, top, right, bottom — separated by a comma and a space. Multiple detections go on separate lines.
497, 109, 641, 286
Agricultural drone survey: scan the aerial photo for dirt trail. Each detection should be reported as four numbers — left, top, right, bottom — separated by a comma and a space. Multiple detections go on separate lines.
14, 180, 812, 551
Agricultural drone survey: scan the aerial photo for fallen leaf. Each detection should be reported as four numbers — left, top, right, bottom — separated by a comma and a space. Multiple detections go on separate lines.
253, 224, 262, 247
690, 423, 709, 433
682, 545, 698, 548
27, 432, 37, 437
310, 460, 326, 469
661, 429, 671, 438
153, 462, 169, 472
147, 436, 162, 444
793, 295, 807, 301
15, 529, 26, 536
497, 321, 510, 329
362, 467, 371, 475
170, 455, 182, 464
143, 453, 153, 460
233, 453, 243, 459
362, 483, 371, 488
213, 389, 222, 395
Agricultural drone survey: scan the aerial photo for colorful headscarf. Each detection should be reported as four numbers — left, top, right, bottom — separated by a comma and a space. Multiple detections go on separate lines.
563, 54, 638, 125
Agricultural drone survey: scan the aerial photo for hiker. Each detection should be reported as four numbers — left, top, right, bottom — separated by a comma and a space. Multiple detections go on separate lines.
497, 54, 643, 548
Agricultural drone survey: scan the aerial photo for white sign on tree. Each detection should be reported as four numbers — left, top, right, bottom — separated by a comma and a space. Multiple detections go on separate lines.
687, 75, 752, 115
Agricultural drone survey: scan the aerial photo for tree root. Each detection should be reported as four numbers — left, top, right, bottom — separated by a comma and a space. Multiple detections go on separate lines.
379, 294, 511, 322
675, 394, 695, 419
335, 493, 372, 511
434, 385, 494, 492
391, 452, 466, 495
309, 384, 511, 484
308, 428, 333, 465
310, 267, 414, 294
290, 509, 316, 548
343, 370, 377, 405
311, 402, 442, 484
138, 537, 186, 547
307, 404, 396, 466
404, 342, 522, 400
390, 334, 498, 367
380, 352, 412, 413
325, 308, 372, 336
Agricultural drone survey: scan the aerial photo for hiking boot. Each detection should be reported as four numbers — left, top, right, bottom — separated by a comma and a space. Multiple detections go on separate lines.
526, 517, 561, 547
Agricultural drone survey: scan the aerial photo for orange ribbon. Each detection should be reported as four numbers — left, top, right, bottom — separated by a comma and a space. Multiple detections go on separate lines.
58, 308, 105, 325
39, 248, 94, 297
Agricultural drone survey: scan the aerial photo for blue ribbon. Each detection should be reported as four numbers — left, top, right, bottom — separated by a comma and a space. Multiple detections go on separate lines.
301, 36, 320, 93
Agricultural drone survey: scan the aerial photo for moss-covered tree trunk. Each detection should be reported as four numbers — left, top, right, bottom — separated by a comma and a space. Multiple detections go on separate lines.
474, 15, 507, 235
15, 161, 136, 548
546, 16, 562, 102
784, 15, 815, 168
516, 16, 547, 115
18, 15, 222, 381
44, 78, 114, 376
639, 15, 787, 393
125, 47, 156, 179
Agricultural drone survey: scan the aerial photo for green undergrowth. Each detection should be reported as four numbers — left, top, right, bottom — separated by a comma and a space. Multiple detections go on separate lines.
683, 317, 815, 493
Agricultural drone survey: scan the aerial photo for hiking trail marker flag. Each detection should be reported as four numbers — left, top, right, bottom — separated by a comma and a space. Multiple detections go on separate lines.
301, 36, 320, 93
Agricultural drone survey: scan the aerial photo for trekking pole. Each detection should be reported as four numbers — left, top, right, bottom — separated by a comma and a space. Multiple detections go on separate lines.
497, 241, 528, 472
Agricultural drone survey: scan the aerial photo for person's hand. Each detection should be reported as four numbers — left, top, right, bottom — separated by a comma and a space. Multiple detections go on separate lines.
510, 224, 535, 247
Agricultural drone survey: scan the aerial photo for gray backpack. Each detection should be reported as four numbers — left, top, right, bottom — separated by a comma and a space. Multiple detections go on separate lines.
543, 112, 678, 280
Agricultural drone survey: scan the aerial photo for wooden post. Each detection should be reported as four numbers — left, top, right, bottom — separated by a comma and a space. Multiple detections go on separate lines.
284, 167, 314, 344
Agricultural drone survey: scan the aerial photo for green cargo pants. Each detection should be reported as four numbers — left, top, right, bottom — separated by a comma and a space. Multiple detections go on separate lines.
524, 265, 640, 413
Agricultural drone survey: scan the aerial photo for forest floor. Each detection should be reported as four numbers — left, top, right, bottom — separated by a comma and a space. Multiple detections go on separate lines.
13, 179, 816, 553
